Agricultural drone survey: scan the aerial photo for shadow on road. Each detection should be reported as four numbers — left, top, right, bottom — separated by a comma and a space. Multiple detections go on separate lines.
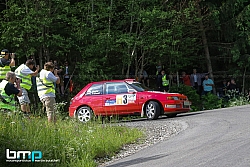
116, 112, 203, 123
175, 112, 203, 118
106, 153, 169, 167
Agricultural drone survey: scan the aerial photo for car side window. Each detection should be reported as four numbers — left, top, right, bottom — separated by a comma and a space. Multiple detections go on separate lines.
106, 82, 129, 94
85, 84, 103, 96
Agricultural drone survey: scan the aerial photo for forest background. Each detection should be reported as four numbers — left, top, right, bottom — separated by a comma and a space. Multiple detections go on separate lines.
1, 0, 250, 93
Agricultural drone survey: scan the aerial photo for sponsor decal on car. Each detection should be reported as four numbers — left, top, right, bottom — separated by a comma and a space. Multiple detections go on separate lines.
105, 99, 116, 106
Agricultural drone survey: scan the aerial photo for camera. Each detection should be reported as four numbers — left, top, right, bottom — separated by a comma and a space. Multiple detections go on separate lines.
9, 53, 15, 59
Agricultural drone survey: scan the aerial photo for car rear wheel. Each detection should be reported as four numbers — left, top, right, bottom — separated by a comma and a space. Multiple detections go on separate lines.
145, 101, 160, 120
76, 106, 93, 123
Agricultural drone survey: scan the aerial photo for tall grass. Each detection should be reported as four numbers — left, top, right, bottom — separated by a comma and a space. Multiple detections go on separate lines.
0, 113, 143, 167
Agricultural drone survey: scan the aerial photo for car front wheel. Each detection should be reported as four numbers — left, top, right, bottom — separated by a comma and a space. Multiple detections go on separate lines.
76, 106, 93, 123
145, 101, 160, 120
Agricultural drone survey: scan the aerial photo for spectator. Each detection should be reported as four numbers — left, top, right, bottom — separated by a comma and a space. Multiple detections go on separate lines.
140, 70, 150, 87
53, 60, 64, 95
0, 72, 22, 112
218, 79, 228, 97
169, 72, 178, 86
161, 70, 170, 92
62, 61, 72, 95
156, 62, 163, 90
129, 67, 135, 79
36, 62, 60, 123
181, 71, 191, 86
202, 74, 214, 95
227, 79, 238, 91
15, 60, 39, 116
0, 49, 15, 81
190, 68, 204, 95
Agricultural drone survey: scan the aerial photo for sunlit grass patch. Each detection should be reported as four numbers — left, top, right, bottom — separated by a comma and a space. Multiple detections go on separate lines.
0, 113, 143, 167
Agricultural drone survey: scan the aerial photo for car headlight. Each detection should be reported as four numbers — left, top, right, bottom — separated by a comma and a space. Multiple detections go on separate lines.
167, 96, 179, 100
70, 98, 74, 105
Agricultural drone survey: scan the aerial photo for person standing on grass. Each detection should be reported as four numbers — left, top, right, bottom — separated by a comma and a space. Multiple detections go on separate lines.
0, 72, 22, 112
36, 62, 60, 123
15, 59, 39, 116
181, 71, 191, 86
161, 70, 170, 92
202, 73, 214, 95
190, 68, 204, 96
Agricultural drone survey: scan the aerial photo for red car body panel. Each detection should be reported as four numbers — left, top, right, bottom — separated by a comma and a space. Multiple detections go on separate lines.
69, 79, 191, 118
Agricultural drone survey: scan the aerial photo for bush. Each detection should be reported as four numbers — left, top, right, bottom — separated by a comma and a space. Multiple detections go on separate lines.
224, 90, 250, 107
201, 93, 223, 110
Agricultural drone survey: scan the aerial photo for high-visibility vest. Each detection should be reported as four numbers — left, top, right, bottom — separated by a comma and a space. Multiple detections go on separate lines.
15, 64, 32, 90
0, 66, 11, 80
162, 74, 169, 86
0, 80, 15, 111
36, 69, 55, 97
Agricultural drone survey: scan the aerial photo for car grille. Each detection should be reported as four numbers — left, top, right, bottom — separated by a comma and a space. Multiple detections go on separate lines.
176, 104, 181, 108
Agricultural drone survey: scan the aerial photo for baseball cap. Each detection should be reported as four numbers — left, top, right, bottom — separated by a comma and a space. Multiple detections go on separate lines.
1, 49, 9, 56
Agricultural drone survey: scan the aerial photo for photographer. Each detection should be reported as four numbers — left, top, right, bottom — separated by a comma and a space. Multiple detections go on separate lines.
0, 72, 22, 112
0, 49, 15, 81
15, 59, 39, 116
37, 62, 60, 123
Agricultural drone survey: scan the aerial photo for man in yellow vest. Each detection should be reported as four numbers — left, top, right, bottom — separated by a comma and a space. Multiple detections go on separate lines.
0, 49, 15, 81
161, 70, 170, 92
0, 72, 22, 112
15, 59, 39, 115
37, 62, 59, 123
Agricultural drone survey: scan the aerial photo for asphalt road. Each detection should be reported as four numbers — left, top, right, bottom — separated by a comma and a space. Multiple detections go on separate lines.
106, 105, 250, 167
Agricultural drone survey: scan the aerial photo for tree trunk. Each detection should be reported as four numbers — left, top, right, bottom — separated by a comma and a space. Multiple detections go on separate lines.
242, 66, 247, 94
39, 46, 43, 68
198, 4, 215, 94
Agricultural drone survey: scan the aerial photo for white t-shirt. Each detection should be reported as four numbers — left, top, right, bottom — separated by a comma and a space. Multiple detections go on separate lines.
194, 74, 197, 82
64, 66, 70, 78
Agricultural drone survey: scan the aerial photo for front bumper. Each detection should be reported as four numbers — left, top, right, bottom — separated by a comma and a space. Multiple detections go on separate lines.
163, 100, 191, 112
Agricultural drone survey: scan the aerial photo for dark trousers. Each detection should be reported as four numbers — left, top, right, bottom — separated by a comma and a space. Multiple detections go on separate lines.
156, 74, 162, 89
202, 90, 212, 96
161, 86, 169, 92
193, 82, 201, 95
64, 78, 70, 92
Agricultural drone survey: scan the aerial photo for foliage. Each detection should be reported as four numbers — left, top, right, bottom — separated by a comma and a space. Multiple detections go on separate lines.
169, 84, 201, 111
0, 113, 143, 167
1, 0, 250, 109
201, 93, 223, 110
224, 90, 250, 107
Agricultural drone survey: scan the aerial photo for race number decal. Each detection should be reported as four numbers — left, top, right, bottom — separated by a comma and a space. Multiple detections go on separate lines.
116, 94, 136, 105
116, 95, 128, 105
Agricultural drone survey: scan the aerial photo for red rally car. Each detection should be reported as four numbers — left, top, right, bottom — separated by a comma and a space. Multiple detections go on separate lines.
69, 79, 191, 123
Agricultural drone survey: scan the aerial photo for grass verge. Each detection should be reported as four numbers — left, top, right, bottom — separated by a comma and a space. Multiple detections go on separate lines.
0, 113, 143, 167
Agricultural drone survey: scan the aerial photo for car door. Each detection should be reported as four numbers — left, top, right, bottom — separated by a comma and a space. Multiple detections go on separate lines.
103, 82, 139, 115
84, 83, 104, 114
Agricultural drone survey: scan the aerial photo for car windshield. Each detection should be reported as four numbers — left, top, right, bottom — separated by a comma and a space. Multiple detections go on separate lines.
127, 82, 146, 92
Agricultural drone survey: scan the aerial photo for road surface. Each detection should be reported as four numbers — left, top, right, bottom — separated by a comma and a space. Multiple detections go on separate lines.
106, 105, 250, 167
